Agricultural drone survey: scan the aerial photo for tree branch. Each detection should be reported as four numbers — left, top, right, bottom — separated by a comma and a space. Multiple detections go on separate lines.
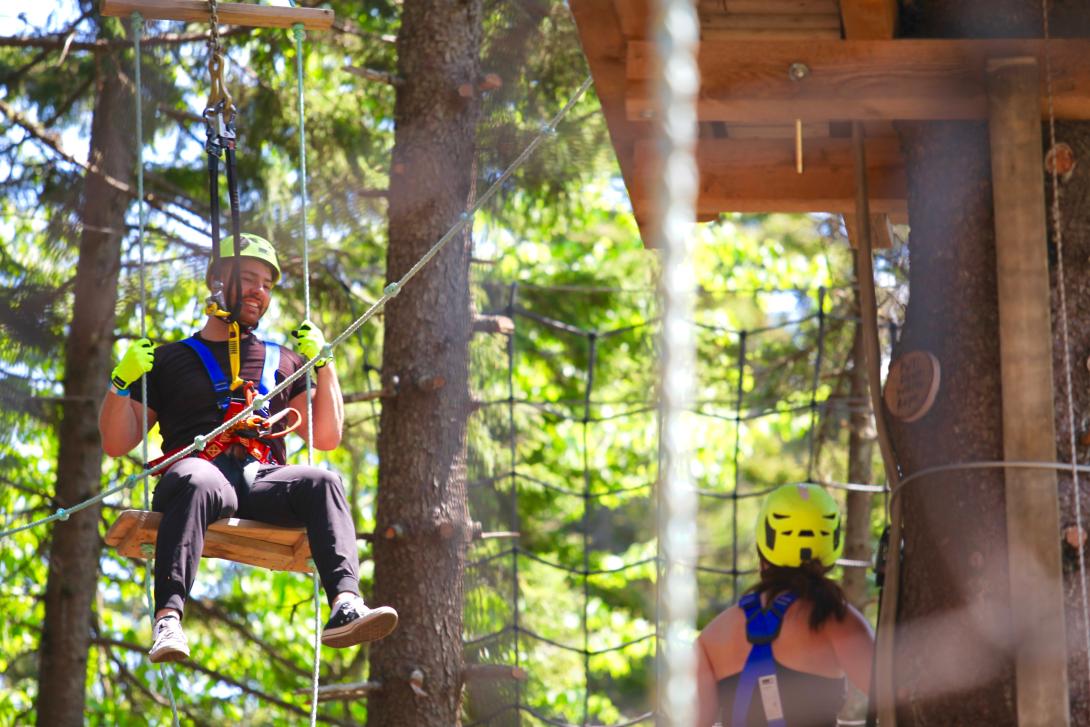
186, 597, 312, 679
94, 636, 354, 726
0, 97, 209, 237
343, 65, 402, 86
104, 646, 211, 727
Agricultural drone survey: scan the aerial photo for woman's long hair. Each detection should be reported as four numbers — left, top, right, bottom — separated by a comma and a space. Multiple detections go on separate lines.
747, 557, 847, 630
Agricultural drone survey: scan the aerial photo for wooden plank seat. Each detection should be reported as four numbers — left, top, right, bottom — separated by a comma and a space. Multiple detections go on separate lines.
106, 509, 313, 573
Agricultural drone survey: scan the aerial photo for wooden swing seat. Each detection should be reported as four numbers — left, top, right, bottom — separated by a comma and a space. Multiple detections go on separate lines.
106, 509, 312, 573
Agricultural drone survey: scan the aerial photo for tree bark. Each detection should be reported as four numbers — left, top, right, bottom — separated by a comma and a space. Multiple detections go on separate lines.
890, 1, 1090, 724
368, 1, 481, 725
889, 117, 1016, 727
35, 25, 134, 727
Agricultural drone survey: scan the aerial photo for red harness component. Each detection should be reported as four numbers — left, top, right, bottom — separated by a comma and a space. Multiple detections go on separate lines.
148, 380, 301, 474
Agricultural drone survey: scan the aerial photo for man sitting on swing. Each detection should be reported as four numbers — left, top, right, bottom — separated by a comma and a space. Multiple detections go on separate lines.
98, 234, 398, 663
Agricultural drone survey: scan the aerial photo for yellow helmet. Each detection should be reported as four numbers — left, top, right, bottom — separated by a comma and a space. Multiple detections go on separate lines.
205, 233, 281, 287
756, 484, 843, 568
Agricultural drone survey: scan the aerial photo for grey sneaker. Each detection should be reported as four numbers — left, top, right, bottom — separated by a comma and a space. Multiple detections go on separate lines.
321, 597, 398, 648
149, 615, 190, 663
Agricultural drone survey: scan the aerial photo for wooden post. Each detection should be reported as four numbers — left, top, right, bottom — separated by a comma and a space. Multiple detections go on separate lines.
986, 57, 1070, 727
100, 0, 334, 31
851, 121, 901, 727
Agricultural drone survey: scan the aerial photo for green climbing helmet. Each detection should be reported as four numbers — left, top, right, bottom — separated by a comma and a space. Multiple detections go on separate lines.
756, 483, 843, 568
206, 233, 281, 287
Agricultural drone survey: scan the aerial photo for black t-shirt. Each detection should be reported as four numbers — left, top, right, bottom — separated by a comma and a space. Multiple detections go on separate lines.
130, 331, 309, 464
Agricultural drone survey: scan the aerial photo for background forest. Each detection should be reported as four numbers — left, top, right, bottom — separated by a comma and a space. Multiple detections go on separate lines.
0, 1, 899, 724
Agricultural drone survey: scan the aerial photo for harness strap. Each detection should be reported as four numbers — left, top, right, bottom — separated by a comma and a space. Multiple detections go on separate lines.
180, 336, 230, 410
731, 591, 798, 727
180, 335, 280, 412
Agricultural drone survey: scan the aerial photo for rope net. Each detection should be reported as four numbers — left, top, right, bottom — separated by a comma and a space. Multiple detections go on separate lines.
460, 263, 900, 725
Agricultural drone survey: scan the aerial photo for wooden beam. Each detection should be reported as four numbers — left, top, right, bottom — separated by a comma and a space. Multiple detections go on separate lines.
842, 213, 893, 249
987, 56, 1070, 727
100, 0, 335, 31
838, 0, 897, 39
701, 13, 841, 30
630, 136, 906, 216
625, 39, 1090, 122
715, 0, 839, 14
571, 0, 650, 235
701, 27, 841, 40
611, 0, 650, 40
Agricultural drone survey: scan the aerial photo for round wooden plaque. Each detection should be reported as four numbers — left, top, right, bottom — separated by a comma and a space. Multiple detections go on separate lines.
884, 351, 941, 423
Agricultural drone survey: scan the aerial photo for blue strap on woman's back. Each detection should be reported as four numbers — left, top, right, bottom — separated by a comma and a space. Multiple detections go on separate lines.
730, 591, 797, 727
180, 335, 280, 413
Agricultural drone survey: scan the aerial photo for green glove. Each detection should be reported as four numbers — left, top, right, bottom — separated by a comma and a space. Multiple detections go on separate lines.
111, 338, 155, 392
291, 320, 331, 368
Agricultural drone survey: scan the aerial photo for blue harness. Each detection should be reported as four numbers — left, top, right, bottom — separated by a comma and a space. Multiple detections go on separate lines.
180, 335, 280, 414
731, 591, 798, 727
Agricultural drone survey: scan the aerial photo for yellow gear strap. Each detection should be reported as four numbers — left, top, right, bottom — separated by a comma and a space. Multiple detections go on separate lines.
225, 320, 245, 391
203, 298, 245, 391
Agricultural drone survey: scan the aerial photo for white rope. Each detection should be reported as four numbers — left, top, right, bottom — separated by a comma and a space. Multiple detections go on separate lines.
650, 0, 700, 724
287, 20, 322, 725
1038, 0, 1090, 675
132, 14, 181, 725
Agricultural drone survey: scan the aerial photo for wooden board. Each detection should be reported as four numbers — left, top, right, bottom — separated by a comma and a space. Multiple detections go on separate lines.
100, 0, 335, 31
626, 38, 1090, 122
838, 0, 897, 39
630, 136, 907, 217
843, 213, 895, 249
105, 509, 313, 573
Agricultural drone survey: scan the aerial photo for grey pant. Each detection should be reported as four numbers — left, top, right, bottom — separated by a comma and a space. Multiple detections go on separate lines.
151, 455, 360, 615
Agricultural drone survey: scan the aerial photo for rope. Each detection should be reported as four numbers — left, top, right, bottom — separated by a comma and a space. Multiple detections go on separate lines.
650, 1, 701, 726
131, 14, 181, 725
1042, 0, 1090, 680
287, 20, 322, 725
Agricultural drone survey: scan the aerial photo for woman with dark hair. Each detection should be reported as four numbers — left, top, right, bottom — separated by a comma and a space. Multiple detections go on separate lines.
695, 483, 874, 727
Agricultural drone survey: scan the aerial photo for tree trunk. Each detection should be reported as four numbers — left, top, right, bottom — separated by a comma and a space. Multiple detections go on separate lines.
890, 2, 1090, 724
889, 117, 1015, 726
843, 322, 875, 609
36, 29, 134, 727
368, 1, 481, 725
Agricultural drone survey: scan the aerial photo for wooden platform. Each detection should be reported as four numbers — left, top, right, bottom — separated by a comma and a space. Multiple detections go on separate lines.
105, 510, 313, 573
569, 0, 1090, 239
